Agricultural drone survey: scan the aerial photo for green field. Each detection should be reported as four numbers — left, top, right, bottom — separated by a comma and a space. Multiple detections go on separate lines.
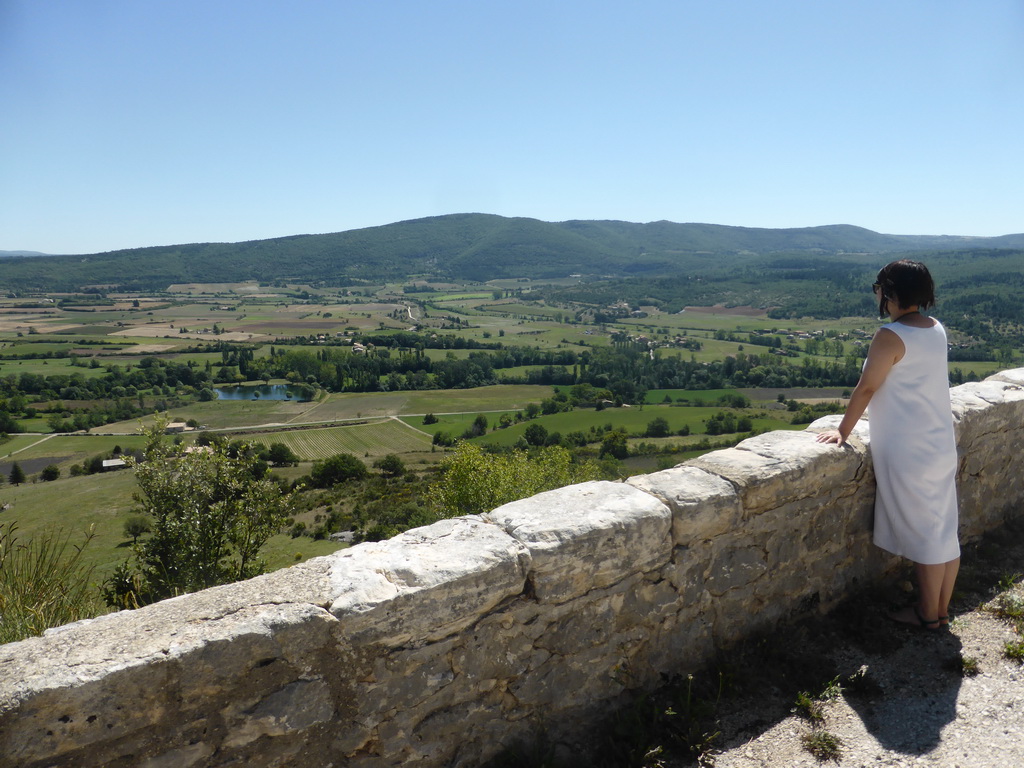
294, 385, 553, 422
0, 358, 112, 378
242, 419, 433, 460
643, 388, 745, 404
0, 470, 343, 587
471, 404, 797, 448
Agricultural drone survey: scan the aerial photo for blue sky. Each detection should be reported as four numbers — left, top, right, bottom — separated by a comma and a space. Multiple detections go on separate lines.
2, 1, 1022, 254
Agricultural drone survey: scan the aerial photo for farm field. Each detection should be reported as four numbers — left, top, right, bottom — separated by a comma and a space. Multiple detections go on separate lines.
0, 434, 53, 458
242, 419, 433, 460
643, 387, 850, 404
0, 358, 112, 378
95, 398, 316, 432
473, 404, 799, 448
89, 385, 555, 436
294, 385, 554, 422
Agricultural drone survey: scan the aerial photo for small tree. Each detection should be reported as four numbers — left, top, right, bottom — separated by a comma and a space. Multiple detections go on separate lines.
524, 422, 548, 447
644, 417, 671, 438
433, 443, 605, 518
123, 515, 151, 544
103, 418, 293, 608
265, 442, 300, 467
422, 413, 438, 425
40, 464, 61, 481
469, 414, 488, 437
432, 431, 455, 447
373, 454, 405, 478
599, 431, 629, 459
310, 453, 368, 488
9, 462, 26, 486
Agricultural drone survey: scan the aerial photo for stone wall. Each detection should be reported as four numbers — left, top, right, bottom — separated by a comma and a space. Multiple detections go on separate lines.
2, 369, 1023, 768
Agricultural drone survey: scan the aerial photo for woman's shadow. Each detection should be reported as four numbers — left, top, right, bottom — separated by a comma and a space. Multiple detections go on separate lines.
840, 598, 964, 756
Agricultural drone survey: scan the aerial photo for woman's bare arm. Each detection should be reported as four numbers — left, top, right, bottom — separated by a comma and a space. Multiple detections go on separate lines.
816, 328, 904, 445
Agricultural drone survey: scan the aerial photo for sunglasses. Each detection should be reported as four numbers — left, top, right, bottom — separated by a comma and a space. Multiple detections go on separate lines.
872, 282, 881, 292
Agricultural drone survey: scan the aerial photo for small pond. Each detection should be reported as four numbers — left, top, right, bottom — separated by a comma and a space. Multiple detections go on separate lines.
215, 384, 313, 402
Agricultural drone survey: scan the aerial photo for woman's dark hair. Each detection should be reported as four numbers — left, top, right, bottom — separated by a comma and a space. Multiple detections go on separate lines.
875, 259, 935, 317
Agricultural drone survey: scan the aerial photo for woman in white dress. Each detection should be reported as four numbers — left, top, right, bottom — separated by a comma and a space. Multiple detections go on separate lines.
817, 260, 960, 631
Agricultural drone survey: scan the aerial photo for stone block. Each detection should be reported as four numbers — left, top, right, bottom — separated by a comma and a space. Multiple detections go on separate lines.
483, 481, 671, 604
987, 367, 1024, 386
0, 601, 336, 768
327, 516, 530, 646
627, 465, 741, 545
685, 430, 865, 516
805, 414, 871, 445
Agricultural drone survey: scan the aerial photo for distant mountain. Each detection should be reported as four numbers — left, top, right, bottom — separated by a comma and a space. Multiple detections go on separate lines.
1, 214, 1022, 292
0, 250, 48, 257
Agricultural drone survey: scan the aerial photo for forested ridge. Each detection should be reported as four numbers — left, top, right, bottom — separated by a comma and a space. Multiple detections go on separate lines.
2, 213, 1023, 292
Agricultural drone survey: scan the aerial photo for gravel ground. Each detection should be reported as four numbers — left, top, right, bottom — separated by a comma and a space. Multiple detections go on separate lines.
708, 522, 1024, 768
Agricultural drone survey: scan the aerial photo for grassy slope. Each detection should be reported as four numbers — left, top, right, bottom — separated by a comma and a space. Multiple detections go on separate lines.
0, 468, 342, 588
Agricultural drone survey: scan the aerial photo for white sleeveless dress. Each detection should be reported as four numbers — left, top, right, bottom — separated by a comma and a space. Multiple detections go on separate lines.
868, 319, 960, 564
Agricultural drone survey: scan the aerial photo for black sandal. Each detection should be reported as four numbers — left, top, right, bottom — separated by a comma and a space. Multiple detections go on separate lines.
888, 604, 941, 631
913, 606, 941, 631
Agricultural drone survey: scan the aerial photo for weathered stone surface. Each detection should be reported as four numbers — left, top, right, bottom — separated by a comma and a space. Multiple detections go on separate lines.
987, 366, 1024, 386
483, 481, 672, 604
222, 678, 334, 748
327, 516, 530, 646
685, 430, 866, 516
805, 413, 871, 445
138, 742, 215, 768
959, 378, 1024, 405
627, 465, 741, 544
0, 602, 337, 768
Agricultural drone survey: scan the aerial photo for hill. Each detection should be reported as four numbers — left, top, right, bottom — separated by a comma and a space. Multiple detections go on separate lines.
2, 214, 1023, 292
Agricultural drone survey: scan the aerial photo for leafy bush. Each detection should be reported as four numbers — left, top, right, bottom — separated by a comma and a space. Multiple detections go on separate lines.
644, 417, 670, 438
432, 442, 605, 517
263, 442, 300, 467
310, 453, 368, 487
373, 454, 406, 477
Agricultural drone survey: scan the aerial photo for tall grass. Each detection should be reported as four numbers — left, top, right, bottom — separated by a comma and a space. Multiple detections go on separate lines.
0, 522, 102, 644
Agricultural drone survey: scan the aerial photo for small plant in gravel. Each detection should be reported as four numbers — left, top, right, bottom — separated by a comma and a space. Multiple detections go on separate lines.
958, 655, 981, 677
1004, 639, 1024, 663
793, 690, 825, 722
818, 676, 843, 701
843, 665, 882, 696
801, 730, 843, 761
989, 591, 1024, 623
794, 676, 842, 722
997, 571, 1023, 592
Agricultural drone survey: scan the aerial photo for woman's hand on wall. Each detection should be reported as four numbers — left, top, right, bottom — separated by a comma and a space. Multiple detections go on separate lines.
815, 429, 846, 446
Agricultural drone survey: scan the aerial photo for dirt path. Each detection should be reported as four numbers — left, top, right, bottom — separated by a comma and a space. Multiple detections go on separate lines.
0, 433, 54, 458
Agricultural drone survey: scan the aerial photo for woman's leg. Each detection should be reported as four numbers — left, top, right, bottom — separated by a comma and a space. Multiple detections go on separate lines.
915, 562, 946, 621
891, 558, 960, 628
937, 557, 960, 621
